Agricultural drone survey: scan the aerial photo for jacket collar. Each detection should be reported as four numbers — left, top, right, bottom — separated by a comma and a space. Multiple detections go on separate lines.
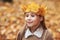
25, 27, 44, 38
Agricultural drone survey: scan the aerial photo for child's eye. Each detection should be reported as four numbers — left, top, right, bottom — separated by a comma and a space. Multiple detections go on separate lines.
25, 15, 29, 17
31, 15, 35, 17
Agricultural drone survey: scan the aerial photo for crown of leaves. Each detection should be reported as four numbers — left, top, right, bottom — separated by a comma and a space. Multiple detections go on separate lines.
20, 2, 47, 16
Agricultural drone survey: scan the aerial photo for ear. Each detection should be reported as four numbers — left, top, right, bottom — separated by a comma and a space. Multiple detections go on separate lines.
40, 17, 43, 22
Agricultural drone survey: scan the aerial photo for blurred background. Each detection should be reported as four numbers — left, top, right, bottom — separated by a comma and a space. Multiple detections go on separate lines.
0, 0, 60, 40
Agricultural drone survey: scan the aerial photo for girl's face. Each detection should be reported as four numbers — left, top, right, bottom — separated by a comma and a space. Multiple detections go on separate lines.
25, 12, 43, 28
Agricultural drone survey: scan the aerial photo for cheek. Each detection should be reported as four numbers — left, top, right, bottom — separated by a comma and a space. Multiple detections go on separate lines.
32, 17, 37, 21
25, 17, 27, 21
32, 17, 39, 24
33, 17, 41, 25
25, 17, 29, 22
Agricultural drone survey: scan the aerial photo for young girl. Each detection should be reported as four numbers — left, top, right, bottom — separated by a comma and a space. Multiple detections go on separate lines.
16, 2, 53, 40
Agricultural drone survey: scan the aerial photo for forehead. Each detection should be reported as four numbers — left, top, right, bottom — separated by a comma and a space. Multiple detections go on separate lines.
25, 12, 36, 15
25, 12, 42, 17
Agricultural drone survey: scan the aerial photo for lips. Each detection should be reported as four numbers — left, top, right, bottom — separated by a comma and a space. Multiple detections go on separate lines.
27, 22, 33, 23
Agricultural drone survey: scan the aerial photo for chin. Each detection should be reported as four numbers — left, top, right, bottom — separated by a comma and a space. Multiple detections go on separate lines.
27, 24, 33, 27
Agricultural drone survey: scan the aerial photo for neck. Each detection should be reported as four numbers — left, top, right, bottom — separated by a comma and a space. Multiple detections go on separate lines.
29, 23, 40, 33
30, 26, 38, 33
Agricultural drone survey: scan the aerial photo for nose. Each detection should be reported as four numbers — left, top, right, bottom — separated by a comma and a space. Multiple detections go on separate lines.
27, 15, 31, 21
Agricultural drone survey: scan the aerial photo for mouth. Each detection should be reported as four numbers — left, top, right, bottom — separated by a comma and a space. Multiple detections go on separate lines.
27, 22, 33, 24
